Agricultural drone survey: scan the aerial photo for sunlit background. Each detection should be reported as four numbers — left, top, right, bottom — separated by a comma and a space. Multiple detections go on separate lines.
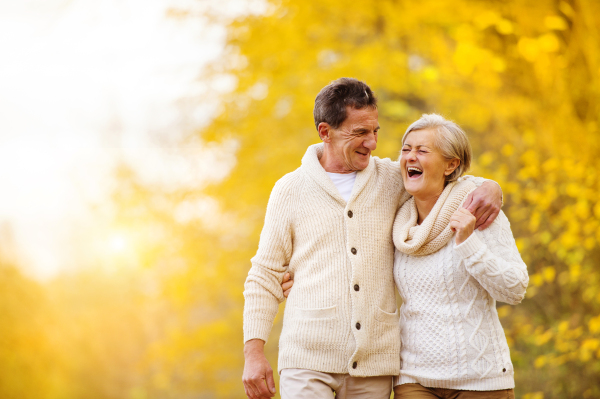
0, 0, 599, 398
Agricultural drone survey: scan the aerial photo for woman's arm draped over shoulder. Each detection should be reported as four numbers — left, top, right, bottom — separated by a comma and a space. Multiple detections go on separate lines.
454, 211, 529, 304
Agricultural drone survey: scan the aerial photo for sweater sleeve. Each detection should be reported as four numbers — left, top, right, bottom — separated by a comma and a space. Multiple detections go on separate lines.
243, 176, 295, 343
454, 211, 529, 304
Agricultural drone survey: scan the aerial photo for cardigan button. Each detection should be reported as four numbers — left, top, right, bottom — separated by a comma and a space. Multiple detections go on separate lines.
356, 322, 361, 330
354, 284, 359, 291
502, 368, 506, 372
351, 248, 357, 255
348, 210, 353, 218
352, 362, 357, 369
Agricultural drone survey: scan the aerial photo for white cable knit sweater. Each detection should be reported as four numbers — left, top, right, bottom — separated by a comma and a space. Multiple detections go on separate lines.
393, 209, 529, 390
243, 143, 487, 377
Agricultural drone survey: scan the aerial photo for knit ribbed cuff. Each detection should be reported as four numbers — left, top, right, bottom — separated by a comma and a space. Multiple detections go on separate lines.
454, 232, 485, 259
243, 318, 273, 344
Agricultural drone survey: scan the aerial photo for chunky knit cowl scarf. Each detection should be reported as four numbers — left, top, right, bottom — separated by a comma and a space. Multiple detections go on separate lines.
393, 179, 477, 256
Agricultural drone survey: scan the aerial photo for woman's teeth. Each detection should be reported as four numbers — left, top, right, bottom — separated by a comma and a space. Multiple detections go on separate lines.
407, 167, 423, 178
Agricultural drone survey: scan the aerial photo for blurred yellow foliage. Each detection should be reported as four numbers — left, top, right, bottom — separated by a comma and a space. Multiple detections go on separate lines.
1, 0, 600, 398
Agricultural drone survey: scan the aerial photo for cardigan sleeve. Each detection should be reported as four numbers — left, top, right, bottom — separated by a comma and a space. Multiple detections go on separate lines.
243, 176, 295, 343
454, 210, 529, 304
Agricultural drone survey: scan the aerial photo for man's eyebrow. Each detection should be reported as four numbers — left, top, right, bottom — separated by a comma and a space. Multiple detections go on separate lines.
352, 126, 380, 133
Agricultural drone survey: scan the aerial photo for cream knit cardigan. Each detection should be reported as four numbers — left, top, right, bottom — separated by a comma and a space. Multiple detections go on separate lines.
243, 143, 486, 376
393, 184, 529, 390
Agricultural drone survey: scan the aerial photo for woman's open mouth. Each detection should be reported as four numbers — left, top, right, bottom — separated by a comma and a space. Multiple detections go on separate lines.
407, 167, 423, 179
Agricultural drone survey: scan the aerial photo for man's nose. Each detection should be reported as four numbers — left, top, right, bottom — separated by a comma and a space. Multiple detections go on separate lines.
364, 132, 377, 150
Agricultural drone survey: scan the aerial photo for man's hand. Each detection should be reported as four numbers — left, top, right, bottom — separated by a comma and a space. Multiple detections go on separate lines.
282, 273, 293, 298
463, 181, 502, 230
243, 339, 276, 399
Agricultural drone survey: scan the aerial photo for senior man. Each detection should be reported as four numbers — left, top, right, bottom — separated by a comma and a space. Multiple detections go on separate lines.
242, 78, 502, 399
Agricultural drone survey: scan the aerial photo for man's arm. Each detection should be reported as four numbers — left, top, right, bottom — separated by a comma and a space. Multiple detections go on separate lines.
461, 178, 503, 230
388, 159, 502, 225
242, 177, 295, 399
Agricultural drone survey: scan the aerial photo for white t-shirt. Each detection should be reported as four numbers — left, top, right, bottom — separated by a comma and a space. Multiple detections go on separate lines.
326, 171, 357, 202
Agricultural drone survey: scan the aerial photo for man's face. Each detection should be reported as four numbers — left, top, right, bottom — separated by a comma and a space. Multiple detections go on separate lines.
324, 106, 379, 172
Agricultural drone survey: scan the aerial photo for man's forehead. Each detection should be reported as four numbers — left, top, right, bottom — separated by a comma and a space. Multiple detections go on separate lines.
345, 107, 379, 123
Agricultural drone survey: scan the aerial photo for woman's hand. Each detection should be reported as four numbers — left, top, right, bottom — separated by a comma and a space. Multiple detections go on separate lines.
450, 207, 476, 245
281, 273, 294, 298
463, 181, 502, 230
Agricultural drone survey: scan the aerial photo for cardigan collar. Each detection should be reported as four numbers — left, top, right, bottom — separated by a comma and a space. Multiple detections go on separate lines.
301, 143, 376, 206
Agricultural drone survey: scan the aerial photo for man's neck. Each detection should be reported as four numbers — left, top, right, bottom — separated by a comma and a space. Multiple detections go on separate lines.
319, 148, 356, 174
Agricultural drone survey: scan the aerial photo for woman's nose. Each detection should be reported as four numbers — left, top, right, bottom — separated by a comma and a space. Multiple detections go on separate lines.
406, 149, 417, 161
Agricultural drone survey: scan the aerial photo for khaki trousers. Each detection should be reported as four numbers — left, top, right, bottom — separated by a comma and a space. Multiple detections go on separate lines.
394, 383, 515, 399
280, 368, 393, 399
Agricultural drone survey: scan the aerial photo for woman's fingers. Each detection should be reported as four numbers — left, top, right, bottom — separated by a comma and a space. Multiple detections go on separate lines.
281, 280, 293, 299
281, 272, 294, 298
449, 220, 459, 232
451, 208, 476, 232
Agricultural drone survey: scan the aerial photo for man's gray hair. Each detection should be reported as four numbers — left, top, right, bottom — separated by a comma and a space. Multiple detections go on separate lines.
313, 78, 377, 134
402, 113, 472, 183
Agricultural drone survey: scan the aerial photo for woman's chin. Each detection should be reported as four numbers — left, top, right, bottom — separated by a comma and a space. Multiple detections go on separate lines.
404, 184, 420, 197
404, 178, 423, 195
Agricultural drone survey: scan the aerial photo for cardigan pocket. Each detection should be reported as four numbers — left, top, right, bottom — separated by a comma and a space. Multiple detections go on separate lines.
375, 306, 399, 324
295, 304, 337, 319
283, 305, 340, 351
369, 307, 401, 355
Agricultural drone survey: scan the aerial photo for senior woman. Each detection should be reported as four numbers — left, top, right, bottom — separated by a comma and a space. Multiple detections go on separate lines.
283, 114, 529, 399
391, 113, 528, 398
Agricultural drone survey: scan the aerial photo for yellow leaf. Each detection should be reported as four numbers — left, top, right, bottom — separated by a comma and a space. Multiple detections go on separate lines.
495, 19, 514, 35
545, 15, 568, 30
589, 315, 600, 334
534, 355, 546, 368
518, 37, 540, 62
539, 33, 561, 52
543, 266, 556, 283
474, 10, 500, 30
501, 144, 514, 156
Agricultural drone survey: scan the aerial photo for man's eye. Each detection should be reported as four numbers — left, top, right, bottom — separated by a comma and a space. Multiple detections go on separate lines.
401, 149, 410, 152
419, 150, 427, 154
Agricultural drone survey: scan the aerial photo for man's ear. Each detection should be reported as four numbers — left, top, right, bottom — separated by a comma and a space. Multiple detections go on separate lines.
444, 158, 460, 176
318, 122, 332, 142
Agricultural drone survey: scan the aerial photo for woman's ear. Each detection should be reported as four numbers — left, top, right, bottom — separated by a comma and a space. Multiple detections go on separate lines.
444, 158, 460, 176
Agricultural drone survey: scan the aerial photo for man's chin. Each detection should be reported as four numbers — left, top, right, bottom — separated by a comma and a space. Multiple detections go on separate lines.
353, 157, 370, 170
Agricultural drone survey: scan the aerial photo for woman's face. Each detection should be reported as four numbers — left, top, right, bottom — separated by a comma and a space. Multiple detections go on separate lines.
400, 128, 459, 200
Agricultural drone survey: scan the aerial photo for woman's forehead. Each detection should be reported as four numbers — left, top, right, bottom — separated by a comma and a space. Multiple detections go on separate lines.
404, 128, 436, 145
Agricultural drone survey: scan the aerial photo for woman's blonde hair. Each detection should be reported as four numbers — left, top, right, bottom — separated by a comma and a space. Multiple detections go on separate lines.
402, 113, 472, 183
